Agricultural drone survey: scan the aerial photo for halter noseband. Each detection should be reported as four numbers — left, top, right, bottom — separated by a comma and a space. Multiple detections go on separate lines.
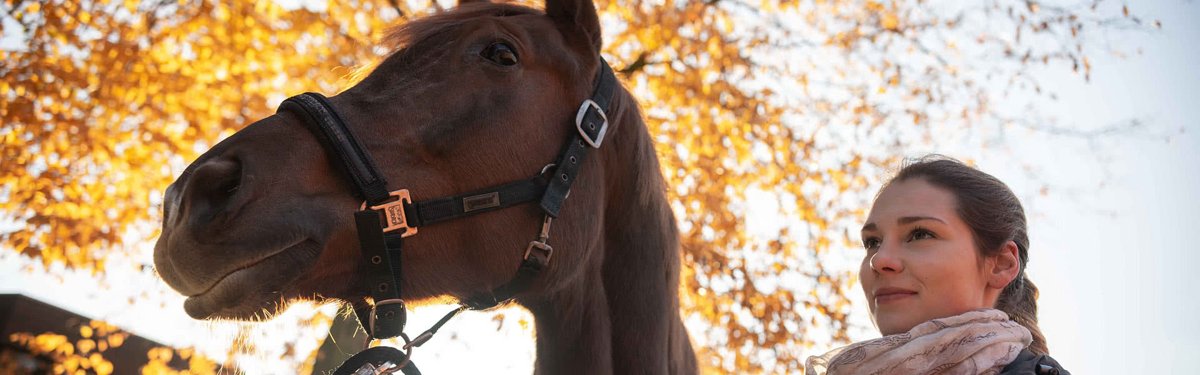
278, 59, 617, 374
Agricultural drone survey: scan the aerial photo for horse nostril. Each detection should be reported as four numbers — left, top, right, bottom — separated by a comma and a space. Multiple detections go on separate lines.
181, 157, 244, 226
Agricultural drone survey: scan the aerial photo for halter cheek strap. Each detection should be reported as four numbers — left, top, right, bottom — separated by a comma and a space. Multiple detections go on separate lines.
278, 59, 617, 373
278, 93, 391, 204
541, 61, 616, 217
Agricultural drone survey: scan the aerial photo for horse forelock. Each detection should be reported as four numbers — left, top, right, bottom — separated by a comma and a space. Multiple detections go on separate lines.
340, 4, 545, 86
382, 3, 544, 59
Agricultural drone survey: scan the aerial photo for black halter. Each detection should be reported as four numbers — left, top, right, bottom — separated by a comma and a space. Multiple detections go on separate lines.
278, 59, 617, 374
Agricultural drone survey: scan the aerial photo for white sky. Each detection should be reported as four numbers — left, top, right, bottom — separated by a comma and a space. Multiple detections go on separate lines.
912, 0, 1200, 372
3, 0, 1198, 373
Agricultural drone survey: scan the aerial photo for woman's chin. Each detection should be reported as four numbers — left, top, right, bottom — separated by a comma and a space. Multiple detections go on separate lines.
873, 314, 920, 336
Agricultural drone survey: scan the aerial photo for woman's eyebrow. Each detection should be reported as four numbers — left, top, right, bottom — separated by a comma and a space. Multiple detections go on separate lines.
861, 222, 877, 233
862, 216, 947, 233
897, 216, 946, 225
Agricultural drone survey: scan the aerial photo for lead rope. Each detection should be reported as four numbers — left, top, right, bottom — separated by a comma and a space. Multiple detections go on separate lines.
363, 215, 554, 375
410, 216, 553, 350
364, 307, 461, 374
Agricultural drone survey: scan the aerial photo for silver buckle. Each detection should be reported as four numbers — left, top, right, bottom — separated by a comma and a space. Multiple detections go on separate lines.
575, 99, 608, 148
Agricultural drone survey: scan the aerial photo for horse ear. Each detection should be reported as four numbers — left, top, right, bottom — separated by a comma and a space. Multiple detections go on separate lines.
545, 0, 602, 56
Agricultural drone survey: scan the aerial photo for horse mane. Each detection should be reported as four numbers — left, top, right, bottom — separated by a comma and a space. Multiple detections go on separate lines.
606, 84, 671, 213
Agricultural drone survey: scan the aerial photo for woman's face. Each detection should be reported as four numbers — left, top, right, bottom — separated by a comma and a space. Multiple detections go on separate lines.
860, 178, 995, 335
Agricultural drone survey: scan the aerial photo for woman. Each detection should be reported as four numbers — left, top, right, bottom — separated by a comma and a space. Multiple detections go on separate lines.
807, 156, 1069, 375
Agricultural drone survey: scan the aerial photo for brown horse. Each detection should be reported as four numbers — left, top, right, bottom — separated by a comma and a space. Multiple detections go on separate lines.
152, 0, 697, 373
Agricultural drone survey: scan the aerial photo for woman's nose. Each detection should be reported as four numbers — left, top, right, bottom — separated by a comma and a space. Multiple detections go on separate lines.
870, 243, 904, 273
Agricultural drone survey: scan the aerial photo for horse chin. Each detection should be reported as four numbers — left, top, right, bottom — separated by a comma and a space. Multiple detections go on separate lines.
185, 294, 289, 321
181, 240, 322, 320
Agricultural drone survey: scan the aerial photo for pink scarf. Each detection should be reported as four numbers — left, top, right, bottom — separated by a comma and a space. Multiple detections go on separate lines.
806, 309, 1032, 375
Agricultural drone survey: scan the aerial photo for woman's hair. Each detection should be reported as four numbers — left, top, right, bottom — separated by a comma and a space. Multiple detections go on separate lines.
884, 155, 1048, 355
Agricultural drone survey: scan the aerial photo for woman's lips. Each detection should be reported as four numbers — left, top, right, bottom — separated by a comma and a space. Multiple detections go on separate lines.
874, 287, 917, 304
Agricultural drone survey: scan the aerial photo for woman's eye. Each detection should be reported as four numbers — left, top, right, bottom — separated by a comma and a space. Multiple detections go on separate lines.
907, 228, 935, 241
862, 238, 881, 251
482, 42, 518, 66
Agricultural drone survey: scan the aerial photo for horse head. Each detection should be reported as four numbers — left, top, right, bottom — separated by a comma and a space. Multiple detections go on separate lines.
154, 0, 696, 372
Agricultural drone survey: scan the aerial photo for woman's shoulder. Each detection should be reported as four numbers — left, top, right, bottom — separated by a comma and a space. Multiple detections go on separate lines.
1000, 348, 1070, 375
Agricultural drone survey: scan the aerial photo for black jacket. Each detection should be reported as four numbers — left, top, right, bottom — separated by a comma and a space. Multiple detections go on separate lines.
1000, 348, 1070, 375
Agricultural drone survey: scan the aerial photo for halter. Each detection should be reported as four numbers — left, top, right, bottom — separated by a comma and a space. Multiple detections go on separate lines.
278, 59, 617, 374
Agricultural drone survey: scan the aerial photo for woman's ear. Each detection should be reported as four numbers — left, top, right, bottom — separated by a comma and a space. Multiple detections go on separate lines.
987, 240, 1021, 290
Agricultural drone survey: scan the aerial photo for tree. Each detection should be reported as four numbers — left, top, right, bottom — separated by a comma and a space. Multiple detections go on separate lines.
0, 0, 1154, 372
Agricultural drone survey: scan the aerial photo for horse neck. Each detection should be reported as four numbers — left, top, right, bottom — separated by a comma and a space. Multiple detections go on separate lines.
523, 89, 695, 374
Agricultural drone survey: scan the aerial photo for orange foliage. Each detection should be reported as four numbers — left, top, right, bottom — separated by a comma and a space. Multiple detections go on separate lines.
6, 319, 215, 374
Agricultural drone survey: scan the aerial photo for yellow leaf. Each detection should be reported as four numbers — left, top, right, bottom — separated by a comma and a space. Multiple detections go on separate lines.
107, 332, 126, 348
881, 13, 900, 30
77, 339, 96, 354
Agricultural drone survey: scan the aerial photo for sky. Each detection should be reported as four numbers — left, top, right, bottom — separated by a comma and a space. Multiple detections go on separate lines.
2, 0, 1199, 373
922, 0, 1200, 372
1016, 1, 1198, 370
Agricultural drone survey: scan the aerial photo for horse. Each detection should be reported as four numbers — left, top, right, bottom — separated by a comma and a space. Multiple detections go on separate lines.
152, 0, 697, 373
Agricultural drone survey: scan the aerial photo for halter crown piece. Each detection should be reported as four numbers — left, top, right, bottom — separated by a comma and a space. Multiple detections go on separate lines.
278, 59, 617, 375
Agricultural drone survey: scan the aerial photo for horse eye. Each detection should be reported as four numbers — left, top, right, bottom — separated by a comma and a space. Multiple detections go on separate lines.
482, 42, 518, 66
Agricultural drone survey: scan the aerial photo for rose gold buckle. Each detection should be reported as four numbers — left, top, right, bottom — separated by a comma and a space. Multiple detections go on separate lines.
523, 241, 553, 262
361, 190, 418, 237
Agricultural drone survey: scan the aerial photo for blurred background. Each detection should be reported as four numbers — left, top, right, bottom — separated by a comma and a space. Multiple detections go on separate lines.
1, 0, 1196, 373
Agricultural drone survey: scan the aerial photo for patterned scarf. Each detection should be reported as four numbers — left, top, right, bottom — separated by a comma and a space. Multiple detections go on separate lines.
806, 309, 1032, 375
